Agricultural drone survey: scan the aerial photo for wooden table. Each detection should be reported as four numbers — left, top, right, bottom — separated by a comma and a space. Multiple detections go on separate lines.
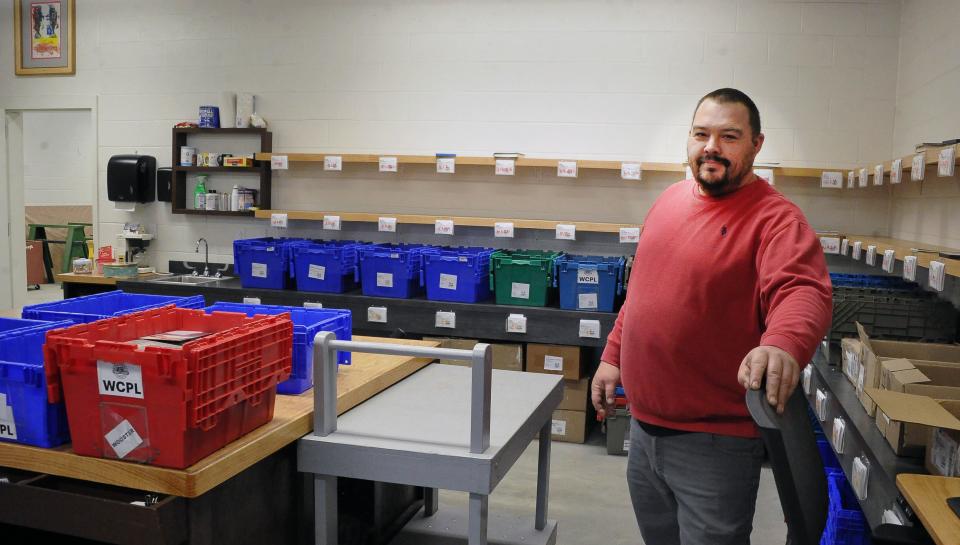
55, 272, 161, 298
897, 473, 960, 545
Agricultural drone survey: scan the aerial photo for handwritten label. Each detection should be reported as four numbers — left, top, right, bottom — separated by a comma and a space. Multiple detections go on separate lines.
852, 241, 863, 260
495, 159, 516, 176
378, 217, 397, 232
494, 222, 515, 238
436, 157, 456, 174
323, 215, 341, 230
303, 301, 324, 309
882, 250, 895, 273
367, 306, 387, 323
270, 213, 288, 228
938, 147, 956, 177
556, 224, 576, 240
620, 162, 642, 180
858, 168, 868, 188
324, 155, 342, 171
435, 311, 456, 329
511, 282, 530, 299
579, 319, 601, 338
820, 237, 841, 254
578, 293, 599, 310
435, 219, 454, 235
619, 227, 640, 243
911, 153, 925, 181
930, 261, 946, 292
874, 164, 884, 186
251, 263, 267, 278
557, 160, 578, 178
104, 419, 144, 460
243, 297, 261, 304
891, 158, 902, 184
551, 419, 566, 436
439, 273, 458, 291
376, 272, 394, 288
865, 245, 877, 266
841, 239, 850, 255
270, 155, 289, 170
903, 255, 917, 281
820, 171, 843, 189
379, 156, 398, 173
308, 264, 326, 281
506, 313, 527, 333
544, 355, 564, 371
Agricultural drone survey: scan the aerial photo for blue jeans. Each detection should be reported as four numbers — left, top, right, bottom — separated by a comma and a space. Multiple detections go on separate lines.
626, 418, 764, 545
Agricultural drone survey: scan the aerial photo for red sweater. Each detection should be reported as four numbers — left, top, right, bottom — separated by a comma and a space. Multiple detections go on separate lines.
601, 179, 832, 438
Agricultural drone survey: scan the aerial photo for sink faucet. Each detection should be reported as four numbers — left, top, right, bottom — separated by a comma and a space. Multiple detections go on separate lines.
196, 238, 210, 277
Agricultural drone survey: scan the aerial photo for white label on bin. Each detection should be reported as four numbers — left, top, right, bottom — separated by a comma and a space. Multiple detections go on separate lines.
912, 153, 926, 181
578, 293, 598, 310
436, 157, 456, 174
882, 250, 895, 273
323, 215, 341, 230
270, 213, 288, 229
621, 162, 642, 180
820, 237, 841, 255
874, 164, 885, 186
243, 297, 261, 305
303, 301, 324, 309
832, 417, 846, 454
938, 146, 956, 177
557, 161, 577, 178
251, 263, 267, 278
623, 439, 630, 452
308, 264, 326, 281
435, 219, 455, 235
435, 311, 456, 329
378, 217, 397, 232
852, 241, 863, 260
903, 255, 917, 281
865, 245, 877, 266
556, 224, 576, 241
551, 419, 567, 436
577, 268, 599, 284
840, 239, 849, 256
324, 155, 343, 171
494, 222, 515, 238
270, 155, 288, 170
511, 282, 530, 299
105, 419, 144, 460
368, 306, 387, 323
930, 261, 946, 292
439, 273, 458, 290
97, 361, 144, 399
820, 171, 843, 189
891, 158, 903, 184
619, 227, 640, 244
506, 314, 527, 334
544, 355, 564, 372
379, 156, 398, 173
579, 319, 601, 338
376, 272, 394, 288
495, 159, 516, 176
858, 168, 869, 188
0, 393, 17, 441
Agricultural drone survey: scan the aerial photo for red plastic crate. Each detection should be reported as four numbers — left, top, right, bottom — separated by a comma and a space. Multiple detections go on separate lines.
45, 306, 292, 468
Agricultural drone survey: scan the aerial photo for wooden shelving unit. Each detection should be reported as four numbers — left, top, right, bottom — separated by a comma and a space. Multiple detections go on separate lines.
843, 235, 960, 277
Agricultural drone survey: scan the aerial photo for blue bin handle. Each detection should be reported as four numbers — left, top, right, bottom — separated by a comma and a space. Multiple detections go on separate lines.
552, 260, 559, 288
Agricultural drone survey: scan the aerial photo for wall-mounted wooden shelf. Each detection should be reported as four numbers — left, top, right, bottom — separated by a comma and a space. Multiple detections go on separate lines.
870, 143, 960, 175
254, 209, 639, 234
843, 234, 960, 277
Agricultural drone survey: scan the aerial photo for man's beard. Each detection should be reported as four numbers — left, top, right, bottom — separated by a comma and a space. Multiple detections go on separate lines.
693, 154, 745, 197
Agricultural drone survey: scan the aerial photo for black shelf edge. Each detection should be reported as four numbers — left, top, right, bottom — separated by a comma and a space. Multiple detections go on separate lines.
171, 209, 255, 217
172, 128, 268, 134
173, 166, 263, 173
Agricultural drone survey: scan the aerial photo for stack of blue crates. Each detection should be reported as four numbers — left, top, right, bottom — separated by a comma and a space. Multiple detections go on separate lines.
820, 472, 870, 545
289, 240, 367, 293
554, 255, 626, 312
0, 320, 74, 447
358, 244, 439, 299
203, 302, 352, 394
421, 247, 495, 303
234, 237, 306, 290
21, 291, 205, 324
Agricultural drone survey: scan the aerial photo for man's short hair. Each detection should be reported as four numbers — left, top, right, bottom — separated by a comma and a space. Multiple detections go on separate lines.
694, 88, 761, 138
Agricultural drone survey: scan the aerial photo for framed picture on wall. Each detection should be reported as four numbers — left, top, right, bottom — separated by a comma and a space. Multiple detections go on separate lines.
13, 0, 75, 75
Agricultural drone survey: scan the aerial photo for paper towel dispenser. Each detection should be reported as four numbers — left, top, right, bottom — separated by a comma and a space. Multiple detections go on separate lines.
107, 155, 156, 203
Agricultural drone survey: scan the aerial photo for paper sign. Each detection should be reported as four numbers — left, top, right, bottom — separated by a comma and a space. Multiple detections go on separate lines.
303, 301, 324, 309
495, 159, 516, 176
579, 319, 601, 338
930, 261, 946, 292
820, 237, 841, 254
270, 213, 288, 228
251, 263, 267, 278
376, 272, 394, 288
308, 264, 326, 281
506, 313, 527, 333
97, 361, 144, 399
619, 227, 640, 243
874, 164, 884, 186
557, 160, 578, 178
324, 155, 342, 171
938, 147, 956, 177
378, 217, 397, 232
891, 159, 902, 184
865, 245, 877, 266
323, 215, 341, 230
494, 222, 515, 238
105, 419, 144, 460
852, 241, 863, 260
270, 155, 289, 170
578, 293, 599, 310
577, 268, 599, 284
903, 255, 917, 281
0, 394, 18, 441
439, 273, 458, 291
815, 389, 829, 421
379, 156, 398, 172
544, 355, 564, 371
556, 224, 576, 240
847, 171, 855, 188
511, 282, 530, 299
435, 311, 456, 329
243, 297, 261, 304
621, 162, 642, 180
754, 168, 775, 186
912, 153, 925, 181
841, 239, 849, 255
436, 157, 456, 174
435, 219, 454, 235
820, 171, 843, 189
859, 168, 868, 188
833, 417, 846, 454
367, 306, 387, 323
882, 250, 895, 273
551, 420, 567, 436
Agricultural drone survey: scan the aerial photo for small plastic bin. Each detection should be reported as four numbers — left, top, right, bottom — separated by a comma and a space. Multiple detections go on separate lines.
358, 244, 439, 299
820, 472, 870, 545
22, 291, 205, 325
554, 255, 626, 312
289, 240, 366, 293
0, 320, 74, 447
489, 250, 562, 307
0, 316, 57, 334
204, 302, 352, 394
422, 247, 495, 303
234, 237, 305, 290
44, 306, 292, 468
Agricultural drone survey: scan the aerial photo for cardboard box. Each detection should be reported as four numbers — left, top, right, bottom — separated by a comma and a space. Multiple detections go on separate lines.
926, 400, 960, 476
880, 358, 928, 391
551, 409, 589, 444
884, 359, 960, 401
526, 344, 583, 381
868, 388, 960, 457
557, 379, 590, 412
855, 324, 880, 416
421, 339, 523, 372
841, 338, 862, 386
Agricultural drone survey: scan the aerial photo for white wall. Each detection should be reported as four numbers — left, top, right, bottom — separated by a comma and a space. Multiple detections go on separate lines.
0, 1, 905, 270
22, 110, 95, 206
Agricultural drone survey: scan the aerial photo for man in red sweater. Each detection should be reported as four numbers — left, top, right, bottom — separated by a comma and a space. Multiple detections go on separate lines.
592, 88, 832, 545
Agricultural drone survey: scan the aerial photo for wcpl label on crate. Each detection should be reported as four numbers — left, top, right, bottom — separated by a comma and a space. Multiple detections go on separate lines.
577, 268, 599, 284
97, 361, 144, 399
0, 393, 17, 441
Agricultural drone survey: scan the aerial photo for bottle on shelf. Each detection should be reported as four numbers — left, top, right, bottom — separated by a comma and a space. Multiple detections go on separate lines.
231, 185, 240, 211
205, 189, 218, 211
194, 175, 208, 210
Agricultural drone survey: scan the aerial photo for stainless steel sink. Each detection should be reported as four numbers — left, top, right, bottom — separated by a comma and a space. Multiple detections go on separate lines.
148, 274, 232, 286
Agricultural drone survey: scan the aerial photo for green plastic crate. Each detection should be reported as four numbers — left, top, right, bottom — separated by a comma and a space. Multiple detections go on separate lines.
489, 250, 562, 307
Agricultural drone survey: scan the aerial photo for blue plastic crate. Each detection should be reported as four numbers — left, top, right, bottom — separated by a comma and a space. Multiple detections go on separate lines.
816, 438, 842, 474
203, 302, 352, 394
0, 320, 74, 447
234, 237, 306, 290
358, 244, 439, 299
820, 472, 871, 545
290, 240, 366, 293
554, 255, 626, 312
422, 247, 495, 303
21, 291, 205, 324
0, 317, 55, 334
